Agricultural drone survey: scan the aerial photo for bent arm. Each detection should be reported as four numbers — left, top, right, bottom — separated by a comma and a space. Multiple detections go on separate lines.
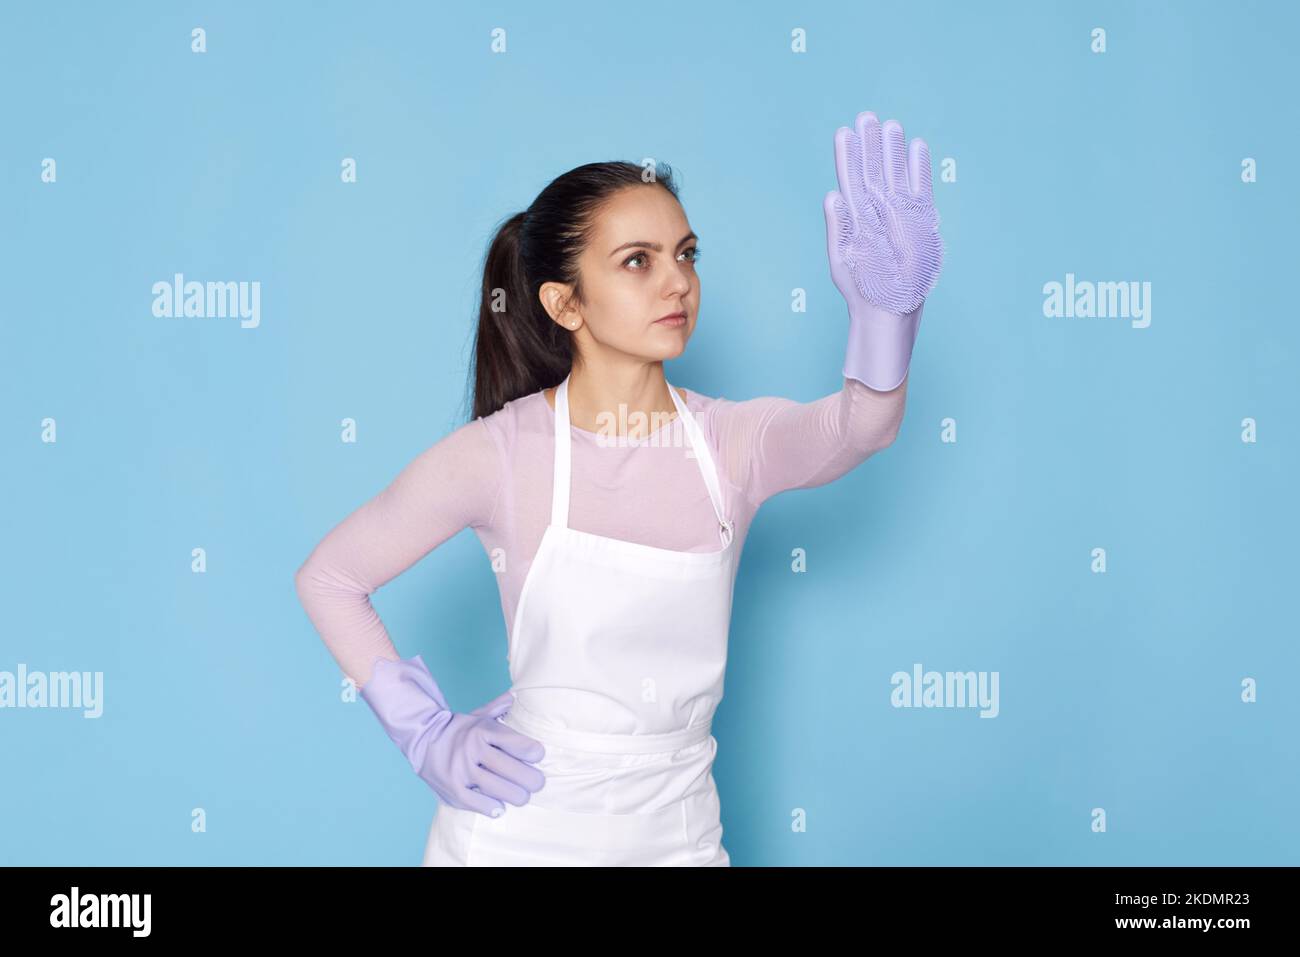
712, 374, 907, 509
293, 418, 503, 690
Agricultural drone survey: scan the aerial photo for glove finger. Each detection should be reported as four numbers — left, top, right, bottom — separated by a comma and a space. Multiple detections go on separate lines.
908, 136, 933, 202
479, 742, 547, 795
443, 784, 506, 819
854, 111, 885, 191
833, 125, 866, 218
881, 119, 909, 194
469, 761, 534, 807
482, 723, 546, 763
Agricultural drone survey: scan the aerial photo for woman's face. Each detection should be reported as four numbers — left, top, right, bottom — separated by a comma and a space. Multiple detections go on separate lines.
543, 185, 701, 363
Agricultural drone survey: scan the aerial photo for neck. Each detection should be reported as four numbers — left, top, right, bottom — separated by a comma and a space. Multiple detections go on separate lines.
562, 363, 679, 439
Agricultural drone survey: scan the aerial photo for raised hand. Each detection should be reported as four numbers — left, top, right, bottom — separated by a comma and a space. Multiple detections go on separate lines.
824, 111, 944, 391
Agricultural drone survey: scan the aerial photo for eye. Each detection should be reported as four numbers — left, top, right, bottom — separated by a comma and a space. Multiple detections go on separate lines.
679, 246, 701, 264
623, 251, 649, 270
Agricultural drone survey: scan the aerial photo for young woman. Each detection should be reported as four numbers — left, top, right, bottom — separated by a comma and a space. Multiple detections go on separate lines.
295, 110, 944, 866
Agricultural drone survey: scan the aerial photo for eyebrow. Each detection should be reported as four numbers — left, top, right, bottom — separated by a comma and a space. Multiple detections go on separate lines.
608, 232, 698, 258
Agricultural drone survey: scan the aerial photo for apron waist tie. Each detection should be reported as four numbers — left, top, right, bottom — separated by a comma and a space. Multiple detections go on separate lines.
501, 701, 712, 755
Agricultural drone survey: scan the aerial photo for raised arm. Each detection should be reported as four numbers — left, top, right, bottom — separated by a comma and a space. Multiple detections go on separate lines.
711, 375, 906, 508
293, 417, 503, 689
713, 110, 942, 508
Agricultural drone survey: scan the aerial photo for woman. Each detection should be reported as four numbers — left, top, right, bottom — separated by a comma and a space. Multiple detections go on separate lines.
294, 110, 944, 866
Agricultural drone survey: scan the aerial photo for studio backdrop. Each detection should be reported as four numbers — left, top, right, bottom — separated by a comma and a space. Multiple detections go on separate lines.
2, 0, 1295, 865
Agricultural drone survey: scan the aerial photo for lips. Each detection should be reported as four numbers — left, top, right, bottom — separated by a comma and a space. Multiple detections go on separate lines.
656, 311, 687, 323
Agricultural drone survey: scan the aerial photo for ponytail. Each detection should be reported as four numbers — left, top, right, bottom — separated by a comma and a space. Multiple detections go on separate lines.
470, 211, 573, 420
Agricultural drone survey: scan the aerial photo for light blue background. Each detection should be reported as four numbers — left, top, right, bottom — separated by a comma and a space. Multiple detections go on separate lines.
2, 0, 1295, 865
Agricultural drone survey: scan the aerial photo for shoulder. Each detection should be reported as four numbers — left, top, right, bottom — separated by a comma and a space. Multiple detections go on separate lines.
674, 384, 728, 445
675, 383, 720, 408
477, 387, 551, 457
677, 383, 727, 414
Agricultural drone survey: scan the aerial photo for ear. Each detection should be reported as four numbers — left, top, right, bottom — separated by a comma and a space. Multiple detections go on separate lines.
538, 281, 576, 326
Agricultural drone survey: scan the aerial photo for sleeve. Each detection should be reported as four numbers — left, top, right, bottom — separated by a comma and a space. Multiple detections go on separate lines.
293, 416, 505, 690
710, 374, 908, 509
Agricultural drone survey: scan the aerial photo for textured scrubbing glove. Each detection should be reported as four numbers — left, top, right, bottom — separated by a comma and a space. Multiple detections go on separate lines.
359, 654, 547, 817
824, 110, 945, 392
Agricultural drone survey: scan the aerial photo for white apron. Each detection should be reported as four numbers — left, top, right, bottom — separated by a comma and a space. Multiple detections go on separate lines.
422, 372, 737, 866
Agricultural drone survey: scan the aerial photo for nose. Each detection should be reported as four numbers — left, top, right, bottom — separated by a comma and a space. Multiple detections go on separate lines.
663, 258, 694, 297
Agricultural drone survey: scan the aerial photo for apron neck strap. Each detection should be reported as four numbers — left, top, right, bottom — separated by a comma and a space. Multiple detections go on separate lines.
551, 373, 732, 546
552, 375, 574, 527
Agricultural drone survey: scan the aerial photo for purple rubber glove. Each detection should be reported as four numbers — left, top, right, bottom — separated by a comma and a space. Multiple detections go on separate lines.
824, 110, 945, 392
359, 654, 546, 817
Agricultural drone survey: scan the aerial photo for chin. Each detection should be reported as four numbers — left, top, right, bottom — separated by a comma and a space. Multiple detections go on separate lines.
648, 339, 689, 361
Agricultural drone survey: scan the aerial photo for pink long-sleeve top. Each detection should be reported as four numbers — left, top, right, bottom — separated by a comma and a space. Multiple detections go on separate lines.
295, 375, 907, 689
